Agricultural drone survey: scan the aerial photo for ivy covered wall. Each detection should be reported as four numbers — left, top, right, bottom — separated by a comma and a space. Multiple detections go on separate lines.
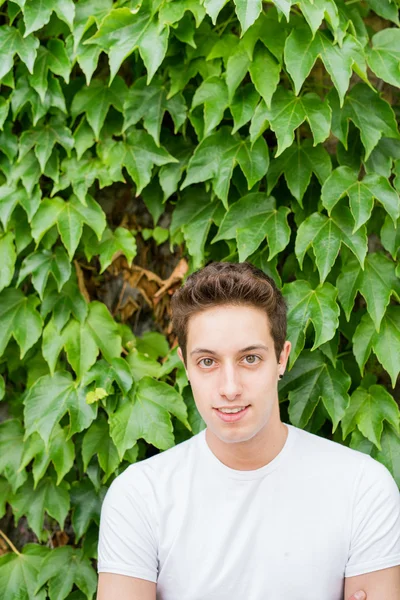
0, 0, 399, 598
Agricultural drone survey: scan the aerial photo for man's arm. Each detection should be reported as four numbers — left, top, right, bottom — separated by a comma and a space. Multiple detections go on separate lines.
345, 566, 400, 600
97, 573, 156, 600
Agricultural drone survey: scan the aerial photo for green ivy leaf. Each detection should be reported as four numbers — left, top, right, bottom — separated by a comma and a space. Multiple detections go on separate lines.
353, 307, 400, 387
73, 118, 95, 160
249, 99, 269, 143
72, 0, 113, 50
102, 129, 178, 196
21, 0, 75, 36
109, 376, 191, 459
71, 478, 106, 541
71, 77, 127, 139
11, 73, 66, 125
136, 331, 169, 360
35, 545, 97, 599
17, 247, 71, 300
368, 29, 400, 88
233, 0, 262, 33
366, 0, 399, 25
0, 182, 41, 227
81, 359, 120, 395
4, 153, 41, 197
0, 231, 16, 292
30, 40, 71, 101
337, 253, 400, 329
82, 415, 120, 480
285, 28, 368, 104
20, 423, 75, 487
365, 138, 400, 179
295, 207, 367, 282
279, 351, 350, 431
0, 419, 28, 492
31, 194, 106, 259
0, 98, 10, 130
226, 47, 251, 101
158, 136, 193, 201
191, 76, 229, 138
182, 127, 269, 208
0, 288, 42, 358
203, 0, 229, 23
267, 140, 331, 205
321, 166, 399, 231
66, 31, 102, 86
41, 275, 88, 331
43, 301, 122, 380
127, 348, 163, 380
123, 76, 186, 146
0, 544, 49, 600
159, 0, 206, 27
18, 117, 74, 172
264, 87, 331, 156
230, 83, 260, 134
52, 153, 115, 203
248, 44, 280, 109
381, 215, 400, 260
23, 371, 98, 448
341, 383, 400, 450
10, 474, 70, 541
170, 189, 222, 268
329, 83, 400, 160
283, 280, 340, 366
84, 227, 137, 273
299, 0, 339, 37
352, 423, 400, 488
0, 122, 18, 162
0, 25, 39, 79
85, 6, 169, 84
212, 192, 290, 261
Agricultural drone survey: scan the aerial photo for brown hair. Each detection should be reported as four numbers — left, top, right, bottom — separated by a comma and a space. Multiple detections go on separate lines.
170, 261, 287, 365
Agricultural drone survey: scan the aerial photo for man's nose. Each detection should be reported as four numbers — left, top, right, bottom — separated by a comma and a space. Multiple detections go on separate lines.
218, 365, 243, 399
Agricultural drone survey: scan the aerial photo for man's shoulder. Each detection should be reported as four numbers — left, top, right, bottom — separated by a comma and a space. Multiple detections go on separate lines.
114, 431, 201, 489
289, 424, 374, 471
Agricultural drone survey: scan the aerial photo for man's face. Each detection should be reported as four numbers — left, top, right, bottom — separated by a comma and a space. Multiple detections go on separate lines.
177, 304, 291, 446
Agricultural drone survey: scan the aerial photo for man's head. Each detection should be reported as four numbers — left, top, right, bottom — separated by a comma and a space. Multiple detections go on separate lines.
171, 262, 291, 447
171, 261, 287, 366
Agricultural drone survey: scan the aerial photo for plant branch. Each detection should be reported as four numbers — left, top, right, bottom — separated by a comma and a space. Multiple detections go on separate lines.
0, 529, 21, 555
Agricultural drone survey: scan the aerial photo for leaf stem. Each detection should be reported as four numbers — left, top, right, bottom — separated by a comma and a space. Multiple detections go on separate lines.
0, 529, 21, 555
336, 351, 352, 358
215, 10, 236, 36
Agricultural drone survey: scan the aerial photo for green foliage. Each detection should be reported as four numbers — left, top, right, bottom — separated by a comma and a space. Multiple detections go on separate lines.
0, 0, 399, 597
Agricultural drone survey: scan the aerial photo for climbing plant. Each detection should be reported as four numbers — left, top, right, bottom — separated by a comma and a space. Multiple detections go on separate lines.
0, 0, 399, 597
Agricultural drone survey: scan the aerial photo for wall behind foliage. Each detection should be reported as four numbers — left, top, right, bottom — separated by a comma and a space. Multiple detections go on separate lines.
0, 0, 399, 598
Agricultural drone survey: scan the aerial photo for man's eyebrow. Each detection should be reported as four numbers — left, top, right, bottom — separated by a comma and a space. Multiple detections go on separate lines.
190, 344, 269, 356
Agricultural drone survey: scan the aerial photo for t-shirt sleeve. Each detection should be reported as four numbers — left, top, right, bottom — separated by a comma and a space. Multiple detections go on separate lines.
345, 455, 400, 577
97, 467, 159, 582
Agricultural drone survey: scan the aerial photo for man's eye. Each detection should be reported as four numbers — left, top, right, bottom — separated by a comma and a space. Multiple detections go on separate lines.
244, 355, 260, 364
198, 354, 261, 367
199, 358, 214, 367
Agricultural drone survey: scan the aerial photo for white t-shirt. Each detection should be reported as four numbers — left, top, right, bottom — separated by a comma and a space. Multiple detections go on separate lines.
97, 423, 400, 599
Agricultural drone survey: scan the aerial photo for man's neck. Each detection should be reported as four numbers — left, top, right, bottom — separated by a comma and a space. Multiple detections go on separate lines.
205, 416, 288, 472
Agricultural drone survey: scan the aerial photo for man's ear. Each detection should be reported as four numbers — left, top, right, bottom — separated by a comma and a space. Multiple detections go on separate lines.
177, 347, 189, 378
279, 340, 291, 371
177, 347, 185, 367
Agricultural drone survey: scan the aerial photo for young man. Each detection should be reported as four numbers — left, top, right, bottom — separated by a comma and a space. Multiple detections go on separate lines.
97, 261, 400, 599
